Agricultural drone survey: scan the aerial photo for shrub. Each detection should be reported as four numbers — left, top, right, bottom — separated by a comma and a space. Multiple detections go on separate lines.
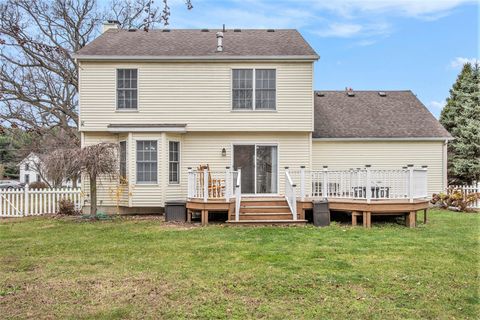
57, 198, 77, 215
431, 190, 480, 212
28, 181, 48, 189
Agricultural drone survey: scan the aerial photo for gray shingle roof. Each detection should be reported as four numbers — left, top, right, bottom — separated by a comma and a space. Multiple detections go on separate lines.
313, 91, 451, 139
75, 29, 319, 59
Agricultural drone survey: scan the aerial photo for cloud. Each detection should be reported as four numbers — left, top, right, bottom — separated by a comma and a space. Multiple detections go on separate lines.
313, 22, 391, 38
428, 100, 446, 110
309, 0, 476, 19
449, 57, 479, 69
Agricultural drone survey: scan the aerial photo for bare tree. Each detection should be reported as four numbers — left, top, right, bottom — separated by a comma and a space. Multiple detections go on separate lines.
40, 147, 82, 188
79, 142, 117, 215
42, 142, 117, 215
0, 0, 193, 137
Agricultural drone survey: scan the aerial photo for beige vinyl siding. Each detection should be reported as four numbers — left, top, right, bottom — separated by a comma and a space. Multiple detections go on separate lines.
83, 131, 311, 208
78, 61, 313, 132
312, 140, 447, 195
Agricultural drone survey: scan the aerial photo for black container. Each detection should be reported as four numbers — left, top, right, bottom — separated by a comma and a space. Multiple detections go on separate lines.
313, 200, 330, 227
165, 201, 187, 222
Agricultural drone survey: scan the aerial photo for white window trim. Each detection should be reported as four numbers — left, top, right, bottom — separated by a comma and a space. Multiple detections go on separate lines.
168, 140, 181, 185
230, 142, 280, 195
230, 68, 277, 111
135, 139, 159, 185
115, 68, 139, 112
119, 140, 128, 184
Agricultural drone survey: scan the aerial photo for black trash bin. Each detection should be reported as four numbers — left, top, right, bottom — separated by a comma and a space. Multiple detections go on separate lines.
165, 201, 187, 222
313, 199, 330, 227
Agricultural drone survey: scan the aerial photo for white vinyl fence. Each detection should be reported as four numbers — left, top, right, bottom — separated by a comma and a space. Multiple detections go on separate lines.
447, 182, 480, 209
0, 186, 82, 217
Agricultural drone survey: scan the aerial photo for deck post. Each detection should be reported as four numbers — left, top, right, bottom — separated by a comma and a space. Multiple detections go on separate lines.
225, 166, 231, 202
408, 164, 414, 203
235, 168, 241, 222
322, 166, 328, 199
203, 169, 209, 202
365, 165, 371, 203
300, 166, 306, 200
187, 168, 192, 199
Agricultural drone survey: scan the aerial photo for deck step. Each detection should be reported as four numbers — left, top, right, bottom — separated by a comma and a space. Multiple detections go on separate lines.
226, 219, 307, 225
239, 213, 293, 220
240, 206, 291, 213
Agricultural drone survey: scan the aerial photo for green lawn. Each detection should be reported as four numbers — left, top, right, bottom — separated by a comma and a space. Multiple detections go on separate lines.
0, 210, 478, 319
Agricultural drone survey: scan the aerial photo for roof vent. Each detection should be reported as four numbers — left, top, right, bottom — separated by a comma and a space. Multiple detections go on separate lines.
378, 91, 387, 97
234, 29, 241, 32
201, 29, 209, 32
162, 29, 170, 32
267, 29, 275, 32
216, 31, 224, 52
128, 29, 136, 32
316, 92, 325, 97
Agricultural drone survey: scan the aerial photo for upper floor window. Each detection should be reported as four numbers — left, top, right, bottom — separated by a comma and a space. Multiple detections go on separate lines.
232, 69, 276, 110
117, 69, 138, 110
169, 141, 180, 184
25, 163, 30, 171
119, 141, 127, 183
136, 140, 157, 183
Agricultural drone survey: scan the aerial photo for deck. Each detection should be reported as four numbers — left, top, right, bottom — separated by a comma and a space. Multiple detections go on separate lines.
187, 197, 429, 227
187, 166, 430, 227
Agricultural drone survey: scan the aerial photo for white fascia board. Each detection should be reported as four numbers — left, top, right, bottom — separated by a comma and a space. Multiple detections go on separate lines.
73, 55, 319, 62
106, 127, 187, 133
312, 137, 454, 142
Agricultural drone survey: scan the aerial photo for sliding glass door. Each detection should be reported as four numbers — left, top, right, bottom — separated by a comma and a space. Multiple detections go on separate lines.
233, 144, 278, 194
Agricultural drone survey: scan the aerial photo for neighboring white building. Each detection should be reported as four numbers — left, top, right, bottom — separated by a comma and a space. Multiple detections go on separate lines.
18, 153, 80, 188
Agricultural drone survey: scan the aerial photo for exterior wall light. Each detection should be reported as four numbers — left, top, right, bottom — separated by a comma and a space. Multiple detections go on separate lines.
221, 148, 226, 157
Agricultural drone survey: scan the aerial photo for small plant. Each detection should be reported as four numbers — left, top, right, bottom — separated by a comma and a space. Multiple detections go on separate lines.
28, 181, 48, 189
431, 190, 480, 212
57, 198, 77, 215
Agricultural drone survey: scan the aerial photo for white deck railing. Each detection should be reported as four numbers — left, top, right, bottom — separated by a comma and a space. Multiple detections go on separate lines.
234, 169, 242, 221
284, 168, 297, 220
0, 186, 82, 217
187, 167, 238, 202
290, 165, 428, 203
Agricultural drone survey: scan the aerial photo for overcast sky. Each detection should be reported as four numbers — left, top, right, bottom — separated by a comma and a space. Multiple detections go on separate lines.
145, 0, 478, 117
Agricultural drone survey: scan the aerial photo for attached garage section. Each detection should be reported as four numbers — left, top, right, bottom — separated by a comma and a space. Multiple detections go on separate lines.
312, 139, 448, 195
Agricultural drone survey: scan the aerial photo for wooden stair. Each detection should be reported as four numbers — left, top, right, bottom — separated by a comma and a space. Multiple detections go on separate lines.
227, 197, 307, 225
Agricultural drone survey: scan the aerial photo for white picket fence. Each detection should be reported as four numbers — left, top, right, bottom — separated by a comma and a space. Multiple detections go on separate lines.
447, 182, 480, 209
0, 187, 82, 218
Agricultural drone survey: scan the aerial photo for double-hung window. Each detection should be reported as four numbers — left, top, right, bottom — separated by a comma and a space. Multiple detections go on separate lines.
117, 69, 138, 110
119, 141, 127, 183
136, 141, 157, 183
232, 69, 276, 110
169, 141, 180, 184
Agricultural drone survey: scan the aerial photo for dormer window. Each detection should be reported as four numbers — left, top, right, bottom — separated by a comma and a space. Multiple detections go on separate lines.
117, 69, 138, 110
232, 69, 276, 110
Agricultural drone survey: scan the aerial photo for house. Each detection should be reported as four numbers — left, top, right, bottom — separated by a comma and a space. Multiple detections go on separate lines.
75, 23, 451, 224
18, 153, 80, 188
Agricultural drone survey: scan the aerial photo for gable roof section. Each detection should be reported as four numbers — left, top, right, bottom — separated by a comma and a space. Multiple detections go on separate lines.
313, 91, 451, 139
75, 29, 319, 60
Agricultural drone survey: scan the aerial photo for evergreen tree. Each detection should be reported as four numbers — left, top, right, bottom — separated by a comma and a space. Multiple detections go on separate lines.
440, 62, 480, 184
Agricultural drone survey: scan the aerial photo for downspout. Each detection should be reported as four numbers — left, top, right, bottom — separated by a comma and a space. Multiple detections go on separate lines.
442, 139, 448, 190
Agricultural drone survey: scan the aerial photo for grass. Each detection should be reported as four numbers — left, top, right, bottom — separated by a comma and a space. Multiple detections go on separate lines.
0, 209, 478, 319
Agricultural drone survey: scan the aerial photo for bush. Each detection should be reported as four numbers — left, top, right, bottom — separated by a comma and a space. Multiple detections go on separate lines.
28, 181, 48, 189
57, 198, 78, 215
431, 190, 480, 212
